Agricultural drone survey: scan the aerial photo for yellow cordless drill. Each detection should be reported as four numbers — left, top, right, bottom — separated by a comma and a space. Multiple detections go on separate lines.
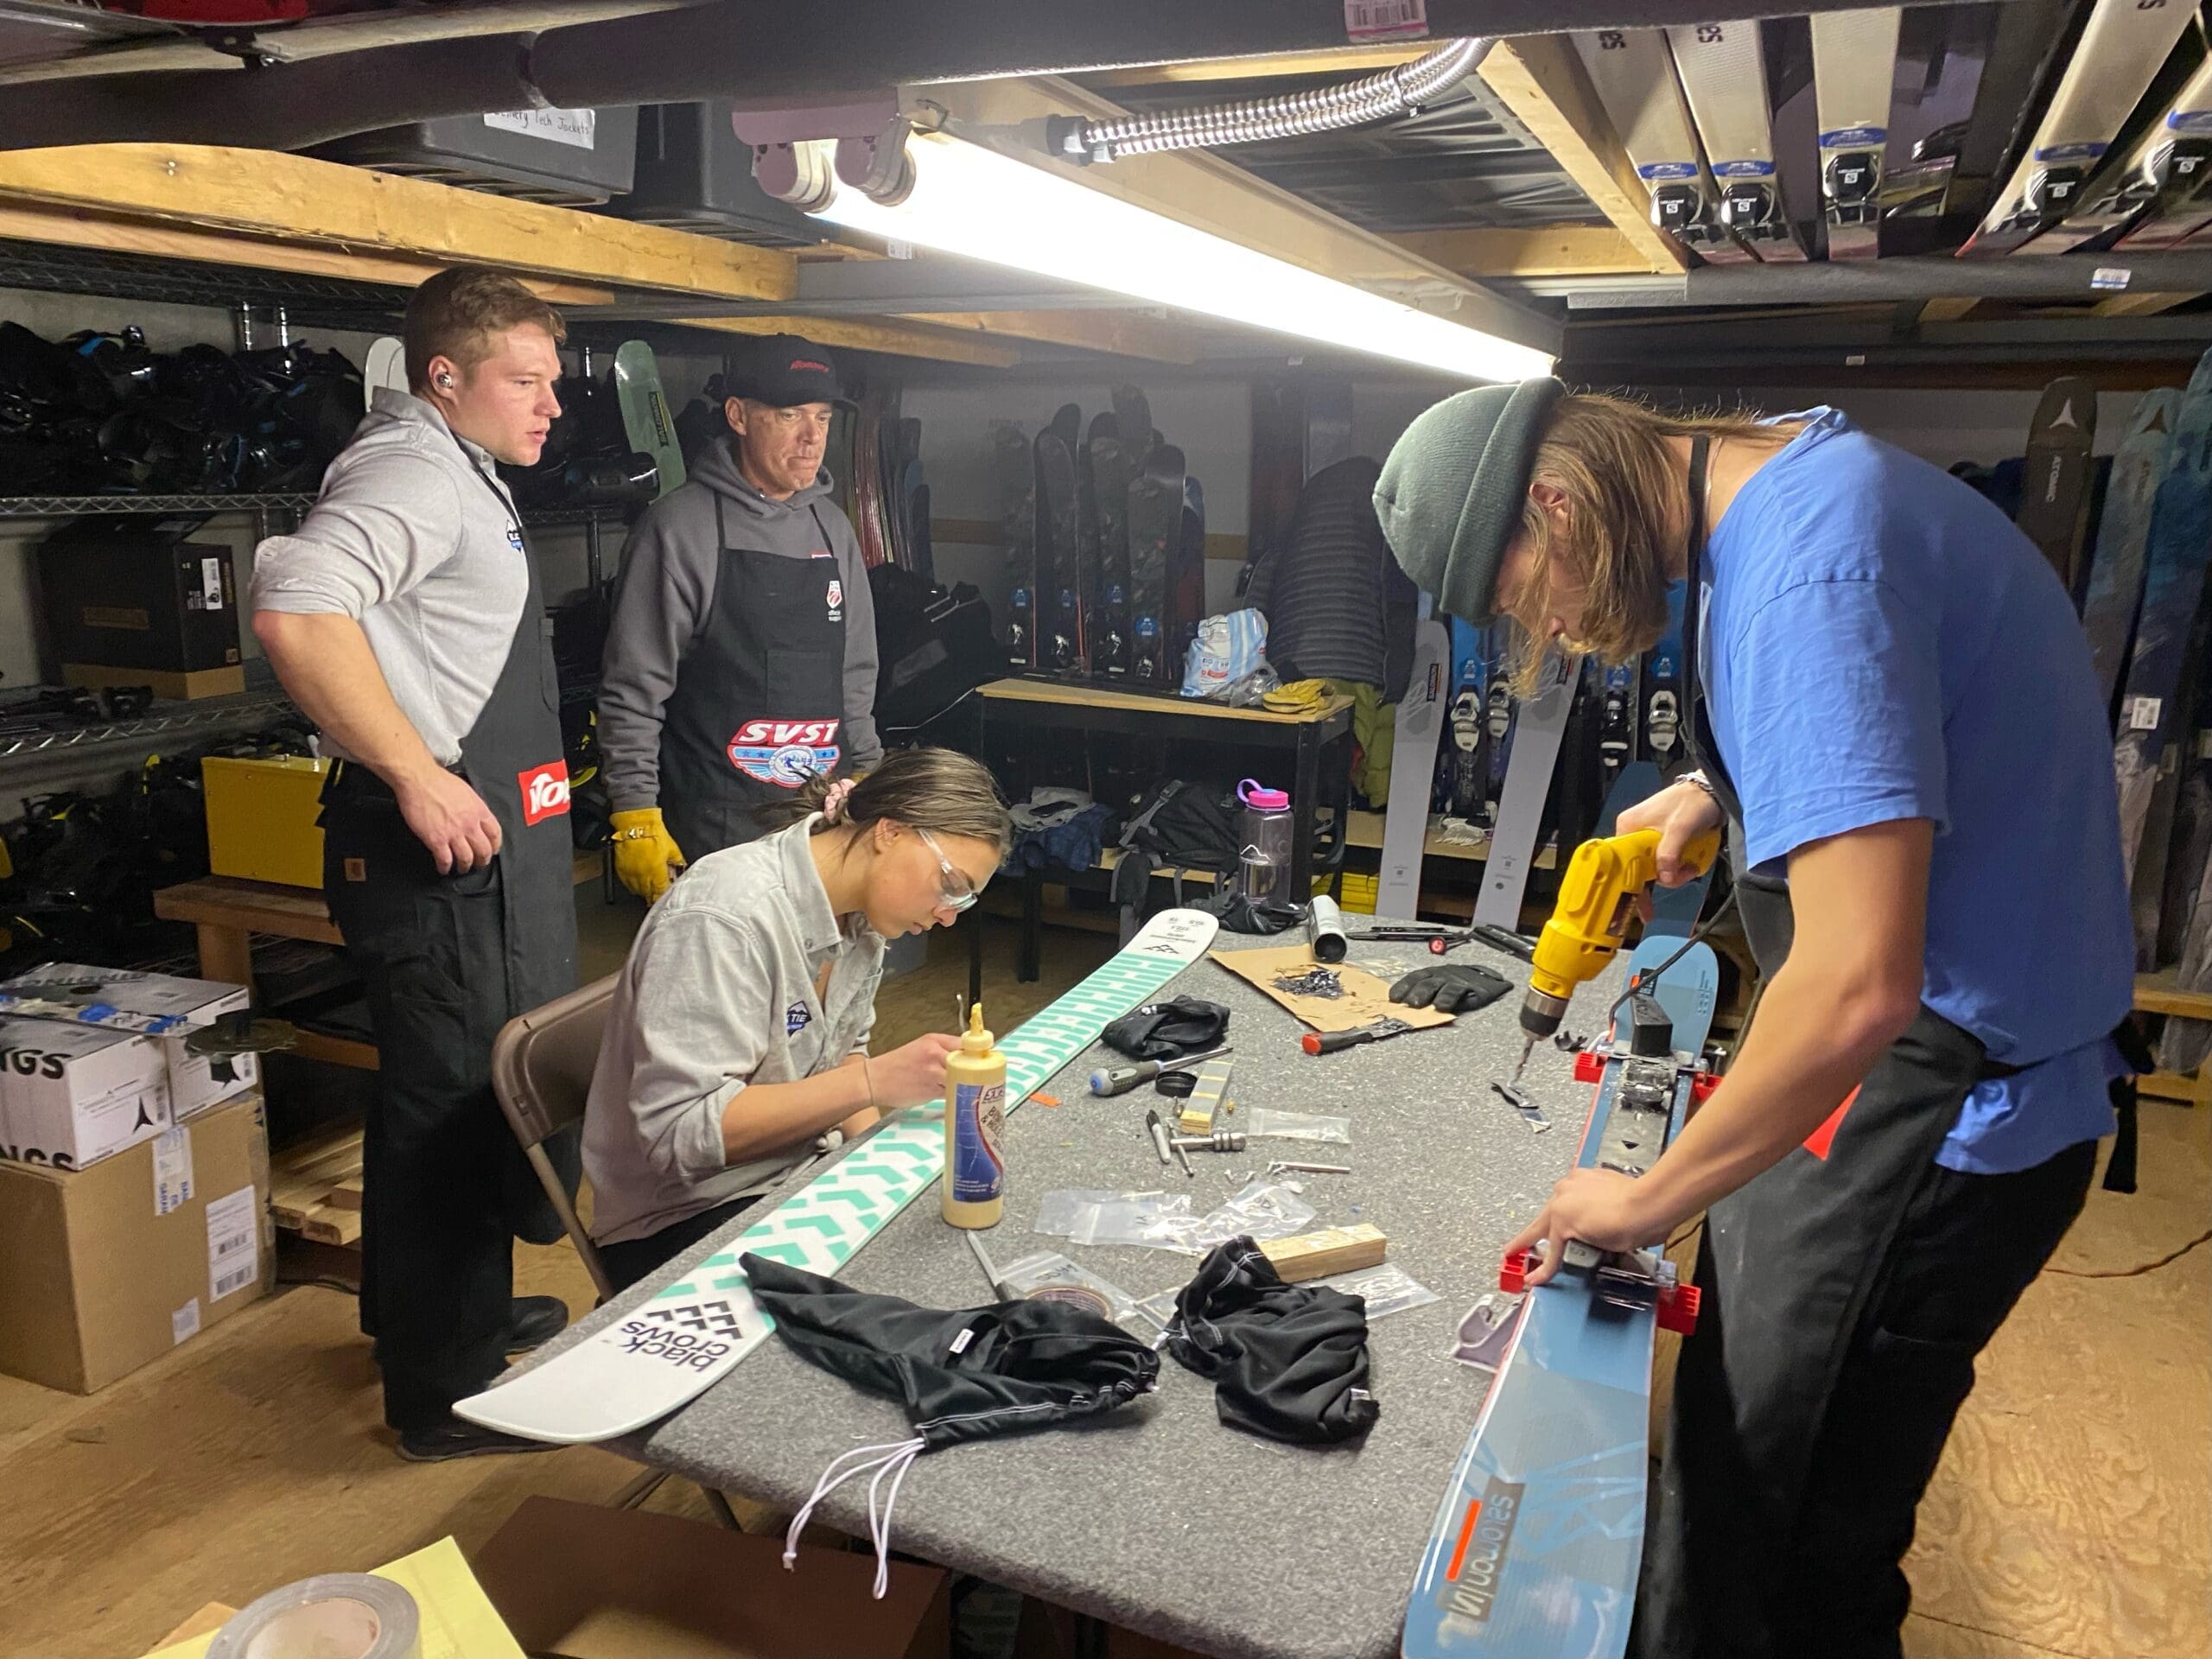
1512, 825, 1723, 1081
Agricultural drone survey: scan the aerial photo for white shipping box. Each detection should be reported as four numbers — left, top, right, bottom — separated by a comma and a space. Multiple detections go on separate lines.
0, 961, 256, 1117
0, 1015, 172, 1170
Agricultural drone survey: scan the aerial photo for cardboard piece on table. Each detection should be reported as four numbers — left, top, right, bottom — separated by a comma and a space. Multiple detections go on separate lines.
470, 1496, 950, 1659
147, 1537, 523, 1659
1209, 944, 1454, 1034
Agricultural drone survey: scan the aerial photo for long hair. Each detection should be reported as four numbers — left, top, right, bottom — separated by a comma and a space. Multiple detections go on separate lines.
1503, 392, 1784, 693
753, 747, 1012, 856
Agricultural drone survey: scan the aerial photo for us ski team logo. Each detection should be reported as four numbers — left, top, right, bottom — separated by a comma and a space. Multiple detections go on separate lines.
517, 760, 572, 825
728, 718, 841, 788
785, 1001, 811, 1036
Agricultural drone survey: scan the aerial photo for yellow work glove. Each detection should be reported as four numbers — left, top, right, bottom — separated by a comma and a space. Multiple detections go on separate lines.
610, 807, 685, 903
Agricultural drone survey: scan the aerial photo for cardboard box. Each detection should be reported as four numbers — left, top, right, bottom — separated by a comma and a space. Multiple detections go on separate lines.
0, 1090, 271, 1393
202, 754, 328, 888
0, 1014, 172, 1170
471, 1497, 949, 1659
0, 961, 257, 1119
38, 525, 242, 678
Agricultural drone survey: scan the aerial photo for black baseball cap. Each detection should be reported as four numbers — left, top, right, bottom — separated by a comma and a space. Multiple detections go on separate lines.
727, 334, 852, 409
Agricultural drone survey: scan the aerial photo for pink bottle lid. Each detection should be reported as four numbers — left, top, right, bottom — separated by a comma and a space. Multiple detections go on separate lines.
1238, 778, 1289, 811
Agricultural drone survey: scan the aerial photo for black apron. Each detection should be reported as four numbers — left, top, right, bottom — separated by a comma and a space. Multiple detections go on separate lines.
318, 435, 580, 1427
658, 494, 848, 858
1639, 438, 2105, 1656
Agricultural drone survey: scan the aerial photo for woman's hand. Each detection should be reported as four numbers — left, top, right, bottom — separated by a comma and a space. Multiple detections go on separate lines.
867, 1033, 964, 1109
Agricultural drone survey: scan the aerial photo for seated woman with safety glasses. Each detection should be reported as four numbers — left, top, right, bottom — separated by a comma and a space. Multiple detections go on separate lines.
582, 746, 1011, 1289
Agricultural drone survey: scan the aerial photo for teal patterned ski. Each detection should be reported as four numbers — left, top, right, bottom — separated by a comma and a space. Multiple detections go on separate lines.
456, 908, 1220, 1444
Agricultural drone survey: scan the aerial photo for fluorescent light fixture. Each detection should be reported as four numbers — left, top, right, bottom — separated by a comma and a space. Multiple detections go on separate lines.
810, 130, 1555, 383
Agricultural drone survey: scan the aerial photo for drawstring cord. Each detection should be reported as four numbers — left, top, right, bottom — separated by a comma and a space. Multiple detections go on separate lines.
784, 1436, 925, 1599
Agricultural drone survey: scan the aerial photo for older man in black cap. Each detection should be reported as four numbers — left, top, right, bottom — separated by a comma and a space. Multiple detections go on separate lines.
600, 334, 881, 900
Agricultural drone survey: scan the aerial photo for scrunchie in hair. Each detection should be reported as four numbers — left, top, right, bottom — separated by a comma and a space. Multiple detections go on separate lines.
819, 777, 858, 826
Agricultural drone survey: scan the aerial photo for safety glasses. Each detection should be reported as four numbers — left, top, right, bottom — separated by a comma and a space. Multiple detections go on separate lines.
915, 828, 980, 913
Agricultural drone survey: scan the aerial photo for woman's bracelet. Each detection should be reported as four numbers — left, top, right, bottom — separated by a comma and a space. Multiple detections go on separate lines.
1681, 770, 1719, 803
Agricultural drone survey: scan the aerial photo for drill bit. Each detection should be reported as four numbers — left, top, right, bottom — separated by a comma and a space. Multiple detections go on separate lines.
1510, 1032, 1537, 1084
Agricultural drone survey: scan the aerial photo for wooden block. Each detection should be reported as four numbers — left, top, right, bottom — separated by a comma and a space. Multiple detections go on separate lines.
297, 1202, 362, 1248
1259, 1223, 1386, 1283
1179, 1058, 1233, 1134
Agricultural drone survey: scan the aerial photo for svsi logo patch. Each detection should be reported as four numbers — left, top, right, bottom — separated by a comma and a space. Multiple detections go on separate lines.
728, 719, 841, 788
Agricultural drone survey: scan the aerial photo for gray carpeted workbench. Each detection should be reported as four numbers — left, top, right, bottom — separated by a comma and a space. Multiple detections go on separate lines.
525, 929, 1628, 1659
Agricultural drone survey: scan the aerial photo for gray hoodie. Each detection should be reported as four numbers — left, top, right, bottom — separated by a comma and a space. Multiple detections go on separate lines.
250, 388, 530, 766
600, 437, 880, 813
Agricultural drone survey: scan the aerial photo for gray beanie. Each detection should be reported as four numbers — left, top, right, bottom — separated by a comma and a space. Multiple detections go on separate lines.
1372, 377, 1563, 624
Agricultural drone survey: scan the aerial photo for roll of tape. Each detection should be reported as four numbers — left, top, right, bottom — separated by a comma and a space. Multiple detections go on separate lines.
207, 1573, 421, 1659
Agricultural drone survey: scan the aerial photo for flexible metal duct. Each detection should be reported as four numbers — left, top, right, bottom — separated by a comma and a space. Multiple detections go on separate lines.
1062, 37, 1491, 160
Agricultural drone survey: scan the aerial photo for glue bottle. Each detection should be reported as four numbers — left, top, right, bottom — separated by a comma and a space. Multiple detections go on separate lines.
943, 1003, 1007, 1229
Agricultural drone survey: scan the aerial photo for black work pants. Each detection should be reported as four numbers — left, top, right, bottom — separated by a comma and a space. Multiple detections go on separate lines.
598, 1196, 758, 1294
323, 791, 521, 1433
1638, 1136, 2098, 1659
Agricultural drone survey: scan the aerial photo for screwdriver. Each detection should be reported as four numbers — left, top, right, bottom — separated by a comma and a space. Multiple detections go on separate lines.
1301, 1018, 1414, 1056
1090, 1044, 1233, 1096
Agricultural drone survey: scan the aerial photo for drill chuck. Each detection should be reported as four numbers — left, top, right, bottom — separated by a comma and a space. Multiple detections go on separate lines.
1519, 987, 1569, 1041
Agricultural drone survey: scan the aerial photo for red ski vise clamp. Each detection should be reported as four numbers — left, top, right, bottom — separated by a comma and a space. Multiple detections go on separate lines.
1572, 1050, 1605, 1084
1498, 1248, 1535, 1294
1690, 1070, 1720, 1104
1659, 1280, 1702, 1336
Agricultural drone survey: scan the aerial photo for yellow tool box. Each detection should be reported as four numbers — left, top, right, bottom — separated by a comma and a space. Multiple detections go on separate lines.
200, 755, 327, 888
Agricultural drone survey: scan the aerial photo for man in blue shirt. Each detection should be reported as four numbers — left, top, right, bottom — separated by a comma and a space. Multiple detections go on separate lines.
1374, 381, 2133, 1658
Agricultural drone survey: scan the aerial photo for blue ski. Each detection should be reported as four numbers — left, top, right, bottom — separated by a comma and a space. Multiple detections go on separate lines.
1402, 933, 1718, 1659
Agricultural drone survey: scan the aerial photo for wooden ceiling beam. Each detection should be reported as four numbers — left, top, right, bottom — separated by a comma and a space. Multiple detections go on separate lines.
0, 200, 613, 307
0, 144, 796, 302
1091, 44, 1432, 86
1389, 226, 1650, 277
1475, 37, 1686, 276
2094, 291, 2202, 318
896, 308, 1205, 363
674, 314, 1019, 368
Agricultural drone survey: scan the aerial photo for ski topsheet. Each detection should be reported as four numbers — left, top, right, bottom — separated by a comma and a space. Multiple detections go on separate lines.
613, 340, 685, 499
1380, 612, 1452, 920
1090, 428, 1136, 678
1401, 934, 1717, 1659
2031, 43, 2212, 253
1574, 29, 1749, 264
1811, 8, 1904, 259
1035, 410, 1083, 677
2084, 391, 2178, 728
1667, 20, 1807, 261
2014, 378, 2101, 601
1474, 651, 1573, 929
1125, 444, 1185, 685
1961, 0, 2196, 255
991, 419, 1036, 670
1642, 582, 1688, 773
2116, 352, 2212, 888
457, 908, 1221, 1445
364, 336, 406, 410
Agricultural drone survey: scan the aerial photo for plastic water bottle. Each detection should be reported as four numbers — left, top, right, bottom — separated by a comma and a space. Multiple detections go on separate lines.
1236, 779, 1293, 902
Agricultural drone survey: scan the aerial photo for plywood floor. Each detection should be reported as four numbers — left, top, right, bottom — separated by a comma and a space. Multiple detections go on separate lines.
0, 912, 2202, 1659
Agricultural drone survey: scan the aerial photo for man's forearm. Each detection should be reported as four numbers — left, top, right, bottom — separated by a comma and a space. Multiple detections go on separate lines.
718, 1059, 874, 1164
253, 610, 443, 789
1640, 958, 1915, 1226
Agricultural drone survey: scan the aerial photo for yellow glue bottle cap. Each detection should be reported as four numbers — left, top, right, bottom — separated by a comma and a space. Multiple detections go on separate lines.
962, 1002, 995, 1053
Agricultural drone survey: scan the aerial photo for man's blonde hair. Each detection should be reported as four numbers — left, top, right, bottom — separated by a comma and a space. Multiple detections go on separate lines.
404, 265, 567, 392
1502, 392, 1783, 693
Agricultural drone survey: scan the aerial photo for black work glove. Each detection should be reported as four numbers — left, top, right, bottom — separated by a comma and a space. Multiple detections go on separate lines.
1389, 963, 1511, 1015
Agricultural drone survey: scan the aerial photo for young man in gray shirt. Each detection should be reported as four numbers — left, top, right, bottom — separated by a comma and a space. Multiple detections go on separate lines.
251, 267, 579, 1461
600, 334, 881, 903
